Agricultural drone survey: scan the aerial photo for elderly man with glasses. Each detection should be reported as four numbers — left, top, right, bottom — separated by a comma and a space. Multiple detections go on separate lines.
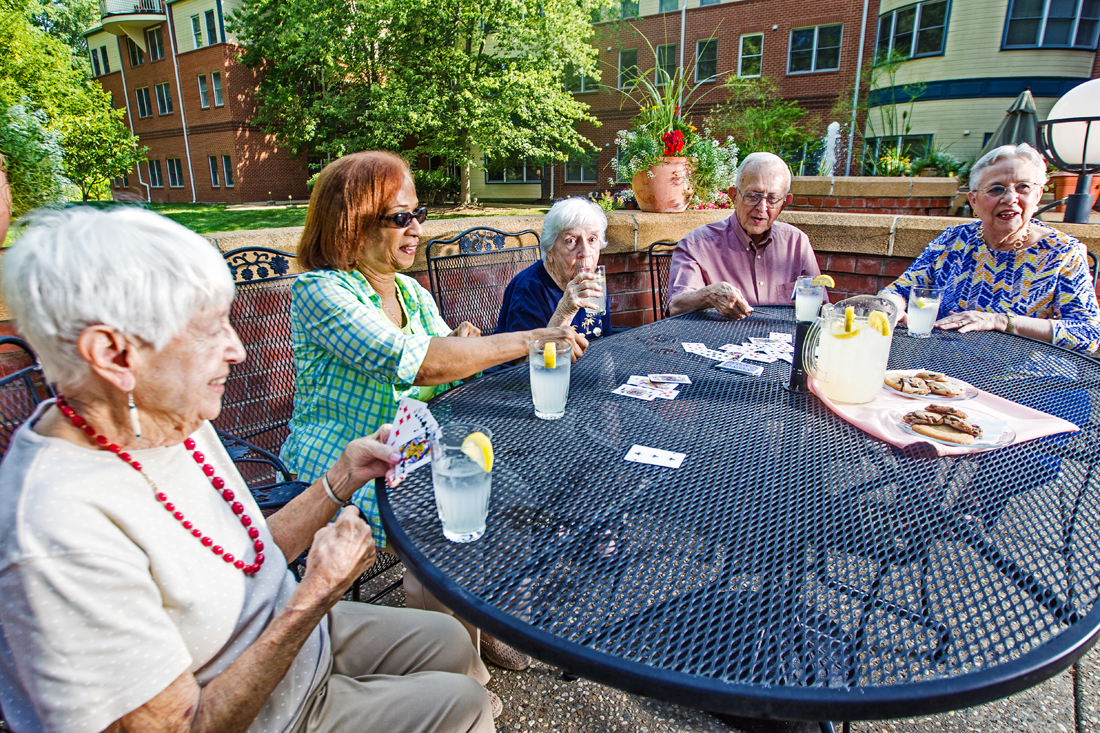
667, 151, 821, 320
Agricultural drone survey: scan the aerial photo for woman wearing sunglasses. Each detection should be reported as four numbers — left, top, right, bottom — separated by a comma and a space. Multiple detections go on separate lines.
878, 143, 1100, 354
281, 151, 585, 683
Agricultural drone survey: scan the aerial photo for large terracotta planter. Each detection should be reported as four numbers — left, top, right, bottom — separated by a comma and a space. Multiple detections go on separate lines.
1051, 172, 1100, 213
632, 157, 692, 213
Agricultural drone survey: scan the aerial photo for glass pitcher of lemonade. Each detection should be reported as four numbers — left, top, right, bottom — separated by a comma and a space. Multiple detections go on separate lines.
803, 296, 897, 404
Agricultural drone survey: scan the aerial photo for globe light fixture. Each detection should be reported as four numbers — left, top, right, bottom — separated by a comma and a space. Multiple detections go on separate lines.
1038, 78, 1100, 224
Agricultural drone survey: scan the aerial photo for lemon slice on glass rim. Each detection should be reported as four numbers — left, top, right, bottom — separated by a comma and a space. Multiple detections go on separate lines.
460, 431, 494, 472
543, 342, 556, 369
812, 274, 835, 288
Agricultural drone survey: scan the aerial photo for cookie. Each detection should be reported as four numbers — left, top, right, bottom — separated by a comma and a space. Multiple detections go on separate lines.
928, 380, 965, 397
925, 404, 968, 418
900, 377, 931, 395
911, 422, 976, 445
885, 374, 905, 391
916, 371, 948, 382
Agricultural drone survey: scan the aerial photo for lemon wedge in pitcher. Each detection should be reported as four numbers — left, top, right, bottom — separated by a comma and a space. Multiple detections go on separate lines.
461, 432, 494, 472
868, 311, 891, 337
543, 342, 556, 369
844, 306, 855, 333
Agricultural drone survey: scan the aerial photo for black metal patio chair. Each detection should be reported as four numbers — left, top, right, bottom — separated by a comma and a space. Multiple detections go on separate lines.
214, 246, 300, 455
426, 227, 541, 335
0, 336, 55, 455
647, 241, 677, 322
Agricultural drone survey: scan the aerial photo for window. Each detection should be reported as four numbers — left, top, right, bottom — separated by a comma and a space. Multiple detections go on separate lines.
149, 159, 163, 187
167, 158, 184, 188
155, 82, 173, 114
484, 157, 541, 183
91, 48, 102, 77
876, 1, 948, 61
191, 15, 203, 49
128, 38, 144, 67
788, 24, 843, 73
205, 9, 218, 45
700, 0, 720, 5
1004, 0, 1100, 49
222, 155, 234, 187
619, 48, 639, 89
565, 64, 598, 93
211, 72, 224, 106
112, 177, 121, 188
565, 151, 598, 183
738, 34, 762, 76
696, 40, 718, 81
135, 87, 152, 118
100, 46, 110, 73
864, 134, 932, 170
121, 174, 129, 188
655, 44, 677, 85
209, 156, 220, 187
147, 27, 164, 60
659, 0, 678, 11
620, 0, 638, 17
198, 75, 210, 108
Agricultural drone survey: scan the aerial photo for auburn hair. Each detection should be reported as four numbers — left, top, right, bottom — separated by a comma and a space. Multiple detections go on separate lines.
297, 151, 412, 271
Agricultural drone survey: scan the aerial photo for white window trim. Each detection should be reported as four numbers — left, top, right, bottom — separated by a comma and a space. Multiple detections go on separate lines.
737, 34, 763, 78
167, 158, 184, 188
564, 153, 598, 183
695, 38, 719, 82
787, 24, 843, 75
191, 15, 203, 49
148, 159, 163, 188
198, 75, 210, 108
222, 155, 234, 187
211, 72, 224, 106
655, 44, 676, 86
618, 49, 638, 89
136, 87, 152, 118
209, 156, 220, 187
155, 83, 172, 115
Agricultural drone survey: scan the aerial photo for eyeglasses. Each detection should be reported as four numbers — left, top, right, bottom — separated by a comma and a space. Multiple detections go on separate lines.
380, 205, 428, 228
740, 192, 786, 208
977, 182, 1042, 199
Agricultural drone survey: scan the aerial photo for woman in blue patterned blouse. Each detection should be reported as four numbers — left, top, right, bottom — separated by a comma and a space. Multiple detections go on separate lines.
879, 143, 1100, 355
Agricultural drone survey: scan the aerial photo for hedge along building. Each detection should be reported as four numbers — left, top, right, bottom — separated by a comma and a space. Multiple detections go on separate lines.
865, 0, 1100, 167
541, 0, 883, 201
84, 0, 313, 204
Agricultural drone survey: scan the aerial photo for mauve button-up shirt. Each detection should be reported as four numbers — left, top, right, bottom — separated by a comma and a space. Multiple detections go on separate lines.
668, 215, 821, 306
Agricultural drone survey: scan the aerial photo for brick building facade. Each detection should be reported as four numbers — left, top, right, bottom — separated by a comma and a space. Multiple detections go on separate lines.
546, 0, 881, 201
85, 0, 310, 204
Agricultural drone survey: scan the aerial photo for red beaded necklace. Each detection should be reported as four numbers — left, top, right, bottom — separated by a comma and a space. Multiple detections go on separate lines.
56, 395, 265, 576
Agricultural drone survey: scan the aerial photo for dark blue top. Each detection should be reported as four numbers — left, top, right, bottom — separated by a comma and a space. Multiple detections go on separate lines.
496, 260, 611, 339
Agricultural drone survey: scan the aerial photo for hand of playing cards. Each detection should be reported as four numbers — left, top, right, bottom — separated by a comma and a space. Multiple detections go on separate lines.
612, 373, 692, 401
384, 397, 440, 484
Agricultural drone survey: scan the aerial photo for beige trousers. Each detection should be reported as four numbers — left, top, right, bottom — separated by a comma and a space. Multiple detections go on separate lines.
402, 569, 482, 654
291, 601, 493, 733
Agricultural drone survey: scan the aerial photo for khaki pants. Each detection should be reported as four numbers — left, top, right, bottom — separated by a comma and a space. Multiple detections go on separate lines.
292, 601, 493, 733
402, 570, 481, 654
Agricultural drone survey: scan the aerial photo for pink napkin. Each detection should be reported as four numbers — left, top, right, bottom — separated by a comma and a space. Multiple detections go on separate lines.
809, 375, 1079, 457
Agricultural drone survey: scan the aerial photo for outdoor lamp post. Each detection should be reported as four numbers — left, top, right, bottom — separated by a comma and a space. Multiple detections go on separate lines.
1038, 78, 1100, 225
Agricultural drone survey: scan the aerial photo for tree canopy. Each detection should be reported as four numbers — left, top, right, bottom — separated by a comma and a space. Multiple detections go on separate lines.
0, 0, 145, 205
707, 76, 815, 164
231, 0, 615, 200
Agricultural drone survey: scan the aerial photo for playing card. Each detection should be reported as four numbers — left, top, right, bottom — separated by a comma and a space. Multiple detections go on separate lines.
776, 352, 793, 363
624, 444, 686, 469
612, 384, 658, 400
742, 352, 778, 364
719, 344, 747, 353
748, 337, 771, 345
648, 374, 691, 384
769, 332, 793, 342
682, 342, 708, 354
386, 397, 439, 481
716, 360, 764, 376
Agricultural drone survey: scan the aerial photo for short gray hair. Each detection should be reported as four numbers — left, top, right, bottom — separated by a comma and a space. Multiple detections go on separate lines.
970, 143, 1048, 191
734, 152, 792, 193
2, 206, 235, 387
540, 197, 608, 259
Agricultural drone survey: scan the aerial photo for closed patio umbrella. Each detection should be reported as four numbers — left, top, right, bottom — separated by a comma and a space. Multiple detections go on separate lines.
978, 89, 1040, 159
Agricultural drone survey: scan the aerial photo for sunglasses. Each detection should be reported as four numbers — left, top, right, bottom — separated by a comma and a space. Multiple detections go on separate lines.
380, 205, 428, 228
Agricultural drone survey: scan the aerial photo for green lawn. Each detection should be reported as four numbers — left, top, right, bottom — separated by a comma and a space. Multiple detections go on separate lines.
147, 203, 548, 234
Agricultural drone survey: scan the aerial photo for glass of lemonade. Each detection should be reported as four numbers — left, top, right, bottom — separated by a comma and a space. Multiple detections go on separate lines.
529, 338, 571, 420
794, 276, 825, 322
906, 286, 942, 338
583, 265, 607, 318
431, 424, 493, 543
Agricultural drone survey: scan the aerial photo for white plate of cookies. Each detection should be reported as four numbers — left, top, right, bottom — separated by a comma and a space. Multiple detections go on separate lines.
883, 370, 978, 401
890, 404, 1015, 449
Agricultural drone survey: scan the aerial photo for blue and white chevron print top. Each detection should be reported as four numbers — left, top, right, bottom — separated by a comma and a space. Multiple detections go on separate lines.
880, 221, 1100, 355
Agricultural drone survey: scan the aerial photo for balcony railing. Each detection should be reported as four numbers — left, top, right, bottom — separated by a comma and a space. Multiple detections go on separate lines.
99, 0, 161, 17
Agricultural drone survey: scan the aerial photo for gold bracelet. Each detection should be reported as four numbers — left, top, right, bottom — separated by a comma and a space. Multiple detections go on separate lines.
320, 472, 343, 507
1005, 313, 1016, 334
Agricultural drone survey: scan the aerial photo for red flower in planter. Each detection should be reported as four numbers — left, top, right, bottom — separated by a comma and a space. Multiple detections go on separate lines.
662, 130, 685, 156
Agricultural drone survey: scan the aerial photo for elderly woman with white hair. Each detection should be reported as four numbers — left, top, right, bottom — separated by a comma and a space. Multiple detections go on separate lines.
0, 206, 498, 733
879, 143, 1100, 354
496, 196, 611, 338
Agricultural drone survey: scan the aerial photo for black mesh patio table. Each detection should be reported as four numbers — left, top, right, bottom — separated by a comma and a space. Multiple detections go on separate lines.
377, 307, 1100, 722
